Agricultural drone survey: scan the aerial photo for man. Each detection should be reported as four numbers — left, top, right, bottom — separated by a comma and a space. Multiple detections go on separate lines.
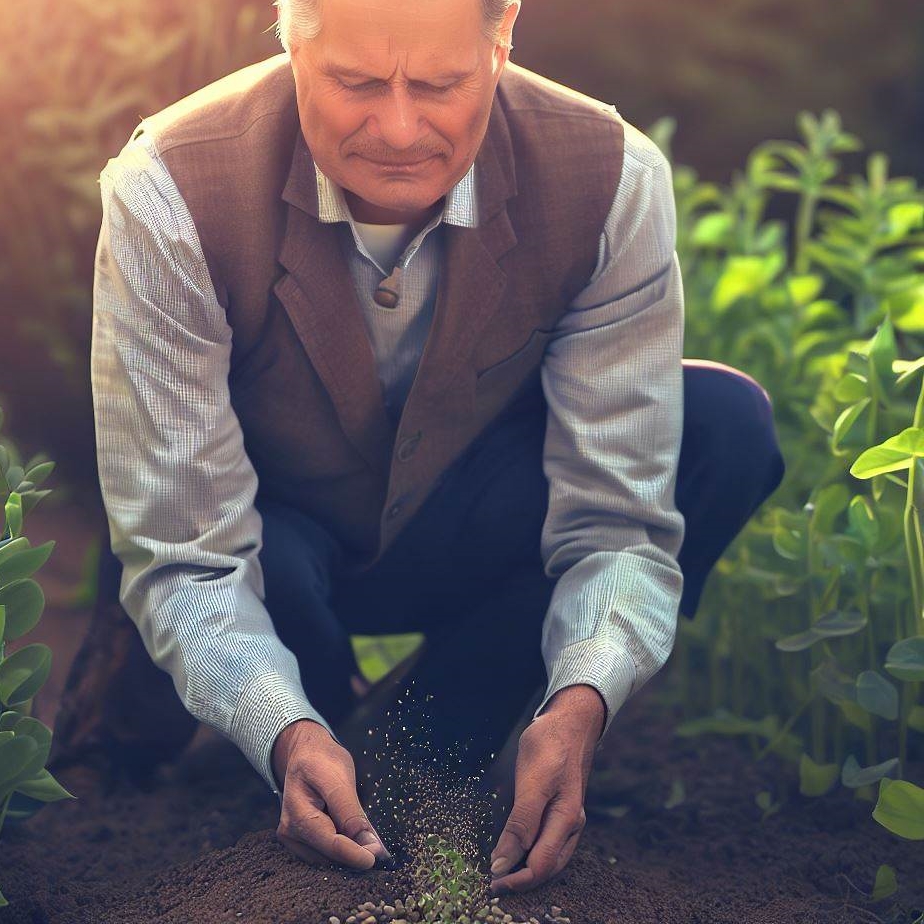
77, 0, 785, 899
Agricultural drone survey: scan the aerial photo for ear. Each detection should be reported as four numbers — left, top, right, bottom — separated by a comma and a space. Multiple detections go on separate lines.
492, 0, 521, 75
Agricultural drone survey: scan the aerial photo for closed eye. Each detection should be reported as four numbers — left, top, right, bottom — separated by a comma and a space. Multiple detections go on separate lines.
340, 79, 454, 95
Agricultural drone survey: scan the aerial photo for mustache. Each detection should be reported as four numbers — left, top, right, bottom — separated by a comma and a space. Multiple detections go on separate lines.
351, 145, 445, 165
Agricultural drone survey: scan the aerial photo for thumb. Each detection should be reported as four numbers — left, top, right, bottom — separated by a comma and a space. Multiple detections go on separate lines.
322, 778, 392, 860
354, 828, 392, 860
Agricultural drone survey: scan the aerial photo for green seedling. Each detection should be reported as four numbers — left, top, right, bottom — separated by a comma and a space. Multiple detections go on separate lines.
0, 404, 75, 908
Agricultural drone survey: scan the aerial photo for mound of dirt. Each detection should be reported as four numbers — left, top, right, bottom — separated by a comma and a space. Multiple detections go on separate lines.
4, 668, 924, 924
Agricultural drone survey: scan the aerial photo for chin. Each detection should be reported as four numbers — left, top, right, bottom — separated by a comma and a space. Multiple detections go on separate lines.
364, 179, 441, 208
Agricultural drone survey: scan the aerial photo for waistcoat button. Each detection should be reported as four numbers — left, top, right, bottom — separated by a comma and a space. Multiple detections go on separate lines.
386, 501, 403, 519
397, 430, 423, 462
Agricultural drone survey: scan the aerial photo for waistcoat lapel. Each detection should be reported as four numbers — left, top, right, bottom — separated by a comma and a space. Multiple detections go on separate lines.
273, 131, 395, 474
408, 94, 518, 407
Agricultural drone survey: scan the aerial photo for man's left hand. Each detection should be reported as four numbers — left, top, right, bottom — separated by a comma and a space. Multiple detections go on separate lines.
489, 684, 606, 895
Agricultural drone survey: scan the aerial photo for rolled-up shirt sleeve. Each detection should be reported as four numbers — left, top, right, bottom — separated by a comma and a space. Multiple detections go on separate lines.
531, 126, 686, 747
91, 135, 342, 799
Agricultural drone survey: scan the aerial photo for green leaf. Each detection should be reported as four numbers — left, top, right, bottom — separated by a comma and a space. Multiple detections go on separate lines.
772, 522, 807, 560
811, 482, 850, 534
712, 252, 786, 313
22, 461, 54, 487
799, 753, 839, 797
5, 466, 23, 492
776, 629, 820, 652
855, 671, 899, 720
0, 643, 52, 706
812, 658, 856, 705
884, 637, 924, 681
873, 778, 924, 839
0, 537, 28, 568
886, 203, 924, 238
0, 579, 44, 641
841, 754, 899, 788
675, 708, 779, 739
787, 274, 824, 307
846, 495, 878, 550
690, 212, 733, 248
840, 699, 874, 733
0, 735, 38, 788
887, 283, 924, 334
850, 427, 924, 479
664, 778, 685, 809
776, 609, 866, 651
11, 716, 52, 781
0, 710, 21, 731
833, 372, 868, 403
894, 356, 924, 389
871, 864, 898, 901
14, 767, 75, 802
0, 540, 55, 589
867, 316, 898, 393
832, 399, 871, 452
4, 494, 22, 540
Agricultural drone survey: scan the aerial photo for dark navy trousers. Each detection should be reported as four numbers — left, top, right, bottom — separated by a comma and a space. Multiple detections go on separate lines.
256, 360, 785, 777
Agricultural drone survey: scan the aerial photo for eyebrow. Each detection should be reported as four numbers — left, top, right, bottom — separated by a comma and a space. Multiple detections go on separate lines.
323, 63, 474, 81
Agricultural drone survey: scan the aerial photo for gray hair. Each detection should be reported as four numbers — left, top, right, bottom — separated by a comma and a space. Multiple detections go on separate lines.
273, 0, 517, 56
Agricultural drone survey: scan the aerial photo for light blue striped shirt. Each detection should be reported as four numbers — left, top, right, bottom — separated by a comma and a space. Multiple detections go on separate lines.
91, 113, 685, 800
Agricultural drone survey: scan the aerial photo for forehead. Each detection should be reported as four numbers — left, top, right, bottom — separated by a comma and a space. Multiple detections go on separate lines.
316, 0, 485, 54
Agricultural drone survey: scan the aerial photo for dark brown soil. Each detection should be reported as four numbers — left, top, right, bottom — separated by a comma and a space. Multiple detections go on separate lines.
4, 498, 924, 924
3, 671, 924, 924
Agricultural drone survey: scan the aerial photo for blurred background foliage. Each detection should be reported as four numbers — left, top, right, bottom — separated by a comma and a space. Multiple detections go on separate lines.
0, 0, 922, 504
1, 0, 924, 858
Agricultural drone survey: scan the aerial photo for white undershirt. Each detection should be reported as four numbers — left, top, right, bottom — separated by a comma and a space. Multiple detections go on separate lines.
353, 220, 412, 273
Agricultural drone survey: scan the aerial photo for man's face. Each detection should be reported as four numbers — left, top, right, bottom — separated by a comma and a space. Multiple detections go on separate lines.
289, 0, 518, 223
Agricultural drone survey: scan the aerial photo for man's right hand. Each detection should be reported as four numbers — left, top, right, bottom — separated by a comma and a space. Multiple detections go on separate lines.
271, 718, 391, 868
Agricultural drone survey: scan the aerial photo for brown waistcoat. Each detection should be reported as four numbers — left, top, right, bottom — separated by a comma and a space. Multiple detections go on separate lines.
131, 53, 625, 575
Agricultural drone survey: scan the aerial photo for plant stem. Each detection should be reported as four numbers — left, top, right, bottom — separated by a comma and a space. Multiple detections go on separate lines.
899, 676, 910, 780
732, 588, 743, 710
904, 375, 924, 631
860, 584, 878, 765
756, 692, 813, 762
0, 791, 11, 838
794, 190, 818, 275
806, 516, 824, 763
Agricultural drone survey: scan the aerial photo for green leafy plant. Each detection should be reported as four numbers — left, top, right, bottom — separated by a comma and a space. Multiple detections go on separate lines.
0, 403, 75, 907
409, 832, 488, 924
649, 109, 924, 877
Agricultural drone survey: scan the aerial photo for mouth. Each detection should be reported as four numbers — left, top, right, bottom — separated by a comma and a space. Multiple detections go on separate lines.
362, 155, 437, 172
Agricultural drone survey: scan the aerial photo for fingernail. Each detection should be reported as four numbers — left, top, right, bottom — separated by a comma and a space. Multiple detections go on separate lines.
491, 856, 510, 876
356, 831, 391, 858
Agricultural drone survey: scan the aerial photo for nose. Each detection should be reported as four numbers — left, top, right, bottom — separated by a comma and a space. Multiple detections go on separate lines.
367, 86, 425, 153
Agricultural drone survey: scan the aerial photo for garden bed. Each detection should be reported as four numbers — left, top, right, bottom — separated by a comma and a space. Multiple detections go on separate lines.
4, 664, 923, 924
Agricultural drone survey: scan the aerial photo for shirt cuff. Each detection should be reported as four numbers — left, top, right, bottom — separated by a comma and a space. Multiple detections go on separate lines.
226, 671, 345, 800
532, 637, 637, 749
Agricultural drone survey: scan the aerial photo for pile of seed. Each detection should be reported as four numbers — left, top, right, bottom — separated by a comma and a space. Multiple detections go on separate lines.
329, 683, 572, 924
327, 897, 574, 924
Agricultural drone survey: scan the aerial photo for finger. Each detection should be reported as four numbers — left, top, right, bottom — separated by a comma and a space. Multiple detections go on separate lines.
276, 830, 332, 865
323, 777, 391, 862
280, 779, 376, 869
551, 828, 581, 878
492, 799, 583, 894
490, 773, 554, 876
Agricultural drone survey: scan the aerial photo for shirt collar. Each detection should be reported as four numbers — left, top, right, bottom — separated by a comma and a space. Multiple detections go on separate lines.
313, 159, 478, 228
